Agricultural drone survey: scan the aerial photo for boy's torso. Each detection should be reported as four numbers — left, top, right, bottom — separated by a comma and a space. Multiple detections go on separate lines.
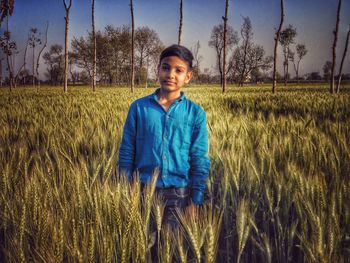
131, 90, 203, 188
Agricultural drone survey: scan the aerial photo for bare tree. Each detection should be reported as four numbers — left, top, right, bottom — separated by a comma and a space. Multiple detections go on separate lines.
0, 0, 15, 87
0, 58, 2, 86
279, 25, 297, 86
63, 0, 72, 92
92, 0, 96, 91
237, 16, 253, 86
35, 22, 49, 88
14, 36, 29, 86
290, 43, 307, 84
191, 40, 203, 82
209, 24, 238, 86
130, 0, 135, 92
28, 28, 41, 86
330, 0, 341, 93
178, 0, 183, 45
0, 31, 16, 90
336, 26, 349, 93
0, 0, 15, 90
272, 0, 284, 93
43, 44, 63, 85
222, 0, 229, 92
231, 43, 272, 85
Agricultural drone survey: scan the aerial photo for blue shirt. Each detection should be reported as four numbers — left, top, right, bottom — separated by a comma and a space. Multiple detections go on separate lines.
118, 88, 210, 204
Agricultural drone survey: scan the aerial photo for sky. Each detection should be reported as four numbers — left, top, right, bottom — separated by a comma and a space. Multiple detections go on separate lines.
4, 0, 350, 79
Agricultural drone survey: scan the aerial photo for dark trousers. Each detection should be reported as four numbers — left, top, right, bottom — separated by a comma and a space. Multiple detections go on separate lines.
153, 186, 190, 229
148, 186, 190, 262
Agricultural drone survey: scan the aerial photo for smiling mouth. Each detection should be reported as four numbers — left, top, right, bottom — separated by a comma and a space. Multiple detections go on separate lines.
164, 81, 175, 85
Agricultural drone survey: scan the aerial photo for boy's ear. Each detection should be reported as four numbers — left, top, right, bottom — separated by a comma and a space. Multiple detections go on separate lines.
185, 70, 193, 84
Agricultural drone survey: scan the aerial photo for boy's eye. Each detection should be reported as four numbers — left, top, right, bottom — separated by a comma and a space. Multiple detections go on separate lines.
161, 65, 169, 70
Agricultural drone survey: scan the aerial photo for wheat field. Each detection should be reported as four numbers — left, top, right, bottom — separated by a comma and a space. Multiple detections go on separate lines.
0, 85, 349, 262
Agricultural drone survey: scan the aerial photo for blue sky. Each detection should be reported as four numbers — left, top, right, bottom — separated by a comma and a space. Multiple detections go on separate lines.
5, 0, 350, 78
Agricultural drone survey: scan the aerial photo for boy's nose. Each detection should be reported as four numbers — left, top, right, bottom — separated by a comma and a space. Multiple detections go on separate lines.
168, 69, 175, 79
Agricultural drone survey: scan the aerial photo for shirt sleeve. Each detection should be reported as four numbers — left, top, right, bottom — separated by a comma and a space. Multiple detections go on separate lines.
118, 102, 137, 181
190, 109, 211, 205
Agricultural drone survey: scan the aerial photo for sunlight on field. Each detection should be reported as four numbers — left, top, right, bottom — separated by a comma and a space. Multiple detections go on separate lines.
0, 85, 349, 262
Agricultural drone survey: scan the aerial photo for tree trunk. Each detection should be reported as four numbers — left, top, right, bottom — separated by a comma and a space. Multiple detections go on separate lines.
32, 44, 35, 86
92, 0, 96, 91
63, 0, 72, 93
336, 26, 349, 93
15, 38, 29, 87
285, 58, 289, 86
36, 21, 49, 89
330, 0, 341, 94
222, 0, 229, 93
0, 59, 2, 87
130, 0, 135, 93
6, 14, 14, 91
272, 0, 284, 93
178, 0, 183, 45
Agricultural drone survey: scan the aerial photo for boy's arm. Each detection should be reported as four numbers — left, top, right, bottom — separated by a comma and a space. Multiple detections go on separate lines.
118, 103, 137, 181
190, 110, 211, 205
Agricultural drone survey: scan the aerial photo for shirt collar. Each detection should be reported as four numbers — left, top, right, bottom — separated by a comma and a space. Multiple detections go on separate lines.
150, 88, 186, 103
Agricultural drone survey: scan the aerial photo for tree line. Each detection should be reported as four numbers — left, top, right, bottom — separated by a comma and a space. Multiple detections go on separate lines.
0, 0, 349, 93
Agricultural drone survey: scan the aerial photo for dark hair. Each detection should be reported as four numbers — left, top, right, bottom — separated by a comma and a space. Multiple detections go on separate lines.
159, 44, 194, 70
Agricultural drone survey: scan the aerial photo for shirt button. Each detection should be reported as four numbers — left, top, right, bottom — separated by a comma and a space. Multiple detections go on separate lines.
163, 155, 166, 160
166, 115, 170, 119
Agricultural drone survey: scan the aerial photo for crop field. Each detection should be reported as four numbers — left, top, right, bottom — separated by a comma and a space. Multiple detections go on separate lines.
0, 84, 350, 262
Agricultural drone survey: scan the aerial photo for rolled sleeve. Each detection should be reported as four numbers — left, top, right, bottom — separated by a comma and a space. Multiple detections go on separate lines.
190, 109, 211, 205
118, 103, 137, 181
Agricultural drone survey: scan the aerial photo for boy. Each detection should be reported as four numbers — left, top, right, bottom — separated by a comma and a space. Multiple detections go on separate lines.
118, 44, 210, 227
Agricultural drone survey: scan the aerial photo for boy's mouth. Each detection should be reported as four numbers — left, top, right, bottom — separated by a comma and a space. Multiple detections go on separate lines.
163, 81, 176, 85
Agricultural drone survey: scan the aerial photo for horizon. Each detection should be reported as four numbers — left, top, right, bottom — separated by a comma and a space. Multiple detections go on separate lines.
2, 0, 350, 80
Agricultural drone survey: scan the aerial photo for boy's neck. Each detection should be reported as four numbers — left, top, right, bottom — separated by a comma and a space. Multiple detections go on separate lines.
157, 88, 182, 112
157, 88, 181, 103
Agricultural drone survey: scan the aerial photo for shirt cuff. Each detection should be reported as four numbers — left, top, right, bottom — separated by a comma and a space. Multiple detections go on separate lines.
191, 190, 204, 205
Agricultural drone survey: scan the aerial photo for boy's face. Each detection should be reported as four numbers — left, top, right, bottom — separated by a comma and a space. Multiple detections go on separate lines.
157, 56, 193, 93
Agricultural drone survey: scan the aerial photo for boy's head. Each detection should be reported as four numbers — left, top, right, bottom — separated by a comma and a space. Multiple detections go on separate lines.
159, 44, 194, 70
157, 44, 194, 92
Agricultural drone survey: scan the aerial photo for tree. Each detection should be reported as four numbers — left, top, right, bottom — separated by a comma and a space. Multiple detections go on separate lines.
236, 16, 253, 86
0, 0, 14, 25
209, 23, 238, 86
130, 0, 135, 92
191, 40, 203, 83
306, 72, 322, 81
231, 43, 272, 85
279, 24, 297, 86
71, 36, 93, 80
28, 28, 42, 86
323, 61, 332, 81
92, 0, 96, 91
63, 0, 72, 92
178, 0, 183, 45
43, 44, 63, 85
14, 35, 29, 87
336, 26, 349, 93
135, 26, 163, 86
0, 30, 16, 90
330, 0, 341, 93
222, 0, 229, 92
290, 43, 307, 84
272, 0, 284, 93
0, 0, 15, 90
35, 22, 49, 88
71, 25, 133, 86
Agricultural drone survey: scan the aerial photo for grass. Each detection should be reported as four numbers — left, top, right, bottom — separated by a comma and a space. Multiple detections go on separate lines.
0, 84, 350, 262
